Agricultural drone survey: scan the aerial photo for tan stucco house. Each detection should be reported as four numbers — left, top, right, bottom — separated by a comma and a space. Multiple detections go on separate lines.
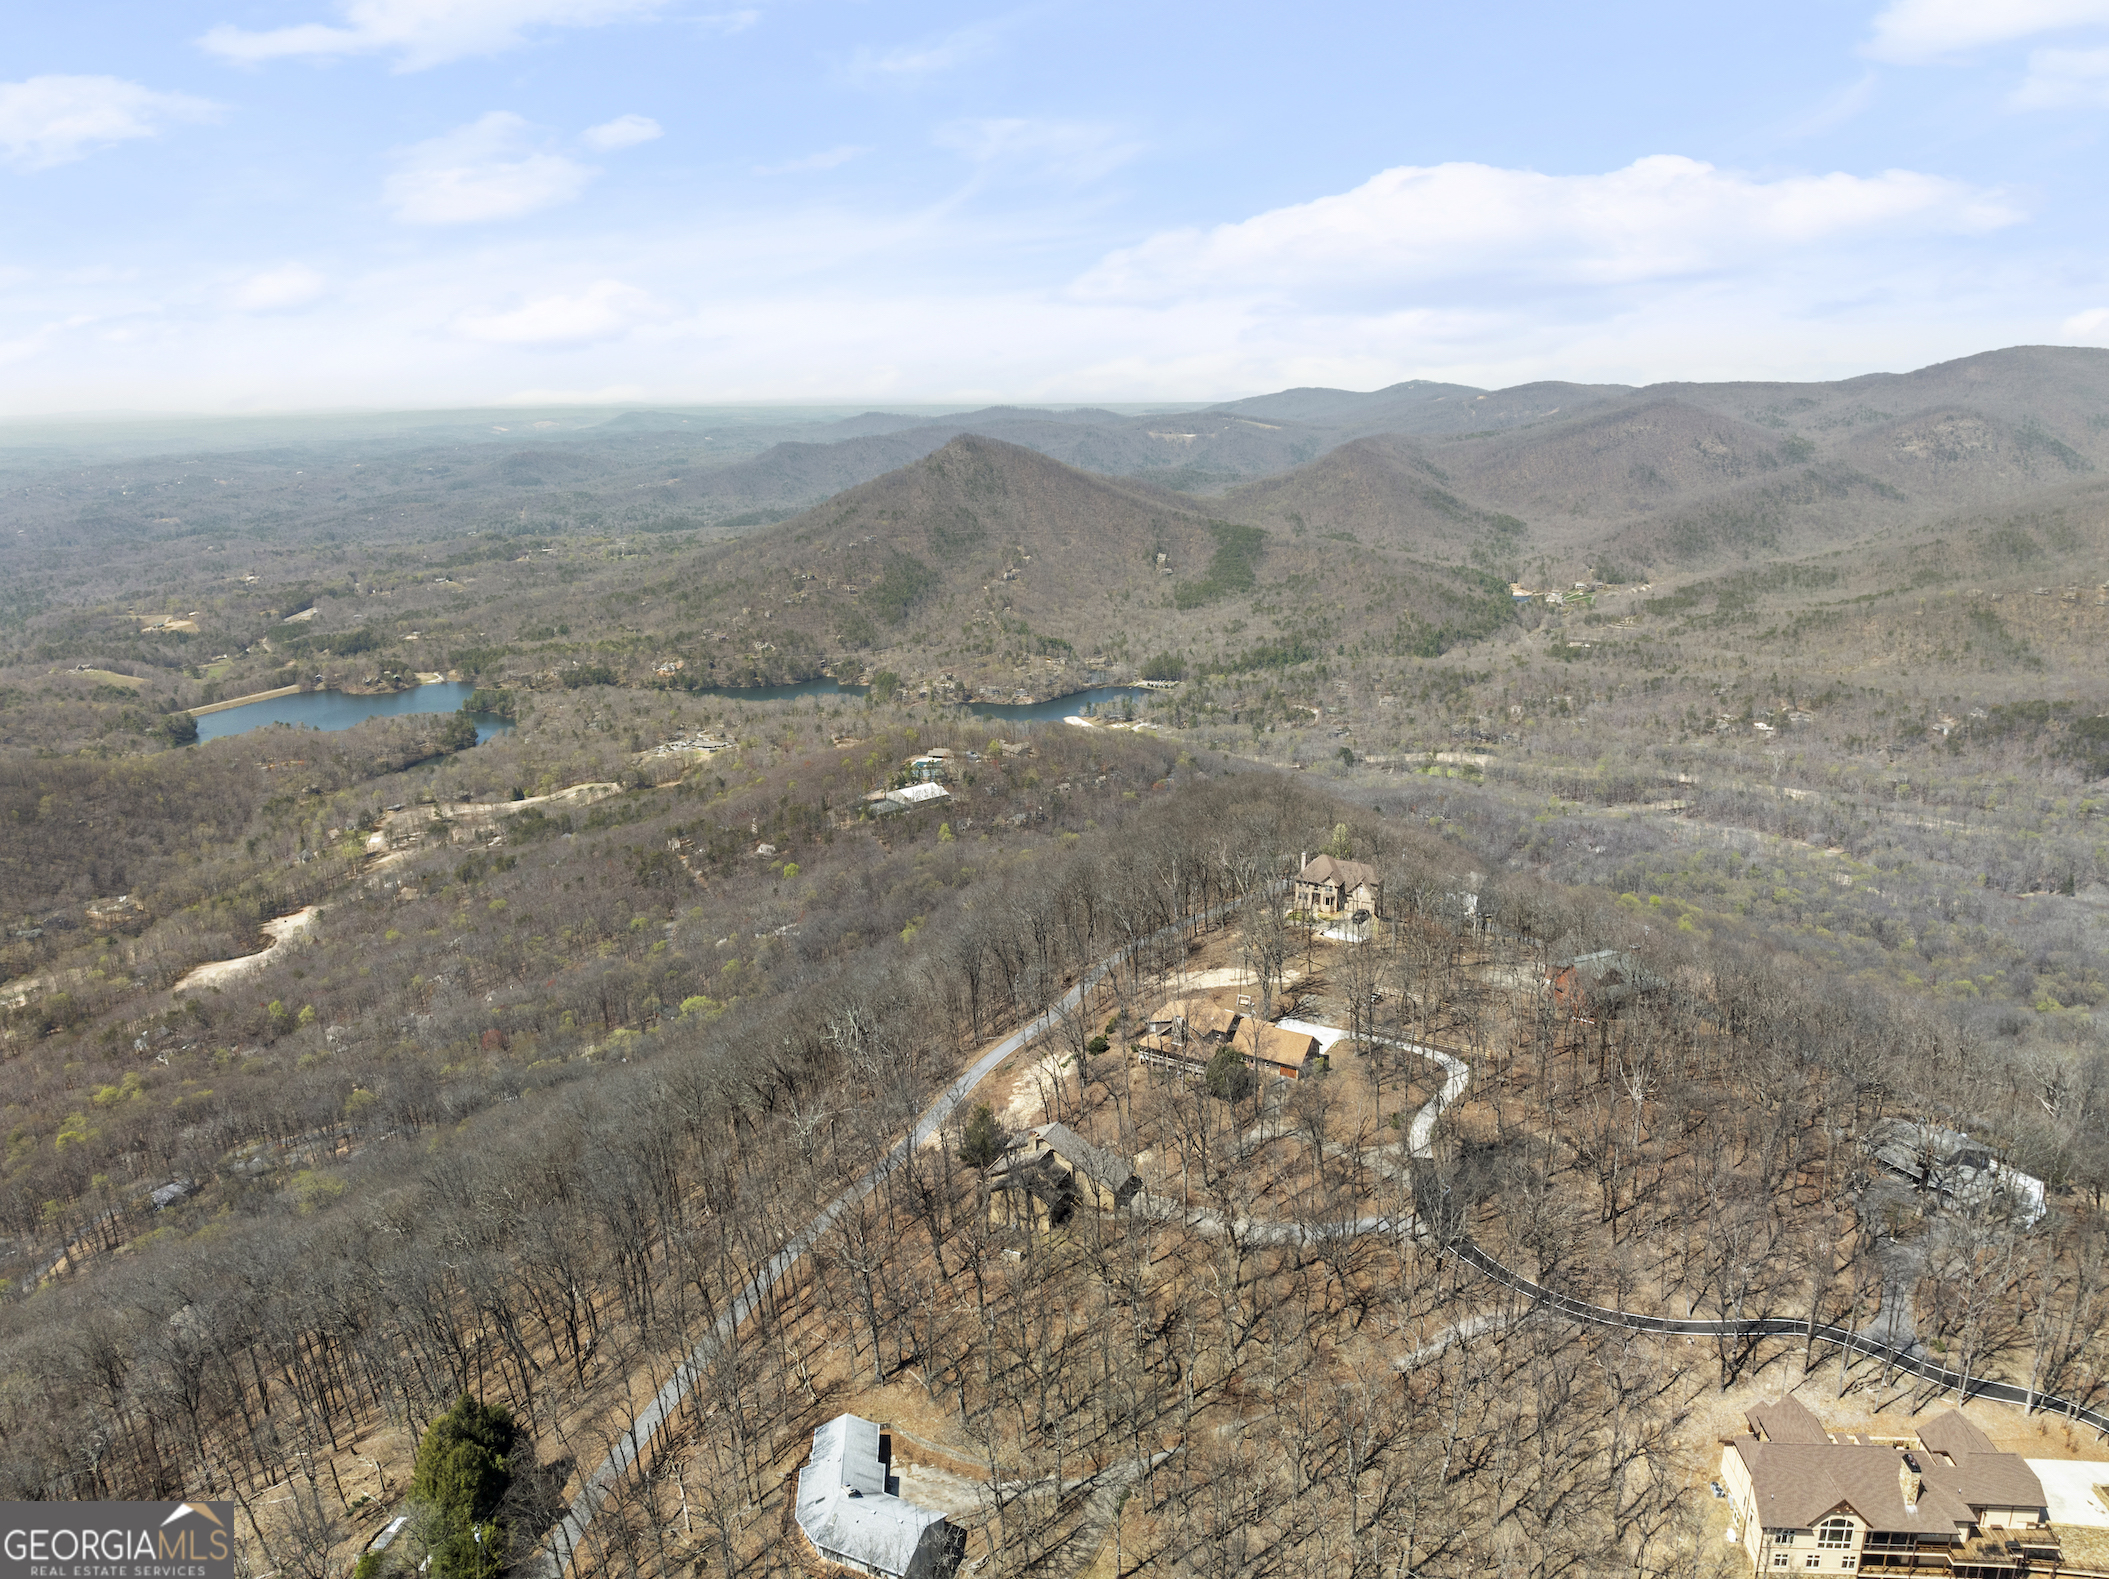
1721, 1397, 2054, 1575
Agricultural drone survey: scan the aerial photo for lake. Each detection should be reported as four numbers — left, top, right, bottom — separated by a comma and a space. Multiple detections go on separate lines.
961, 686, 1146, 722
697, 676, 1145, 722
195, 682, 515, 744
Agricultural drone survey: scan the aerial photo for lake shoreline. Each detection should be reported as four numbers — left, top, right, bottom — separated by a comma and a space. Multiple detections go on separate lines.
189, 684, 306, 716
194, 682, 511, 744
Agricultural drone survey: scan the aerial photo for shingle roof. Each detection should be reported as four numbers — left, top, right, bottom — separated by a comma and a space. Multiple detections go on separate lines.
1020, 1122, 1139, 1194
1748, 1397, 1831, 1444
1953, 1453, 2048, 1511
1145, 997, 1238, 1039
1919, 1412, 1999, 1460
1735, 1437, 1977, 1532
1297, 855, 1380, 891
1231, 1018, 1320, 1070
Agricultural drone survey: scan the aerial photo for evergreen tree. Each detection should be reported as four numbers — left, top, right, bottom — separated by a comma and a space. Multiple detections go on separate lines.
411, 1396, 516, 1579
960, 1103, 1003, 1168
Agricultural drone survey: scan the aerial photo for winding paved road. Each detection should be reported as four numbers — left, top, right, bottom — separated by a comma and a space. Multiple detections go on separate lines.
1381, 1040, 2109, 1435
540, 919, 2107, 1575
537, 899, 1243, 1577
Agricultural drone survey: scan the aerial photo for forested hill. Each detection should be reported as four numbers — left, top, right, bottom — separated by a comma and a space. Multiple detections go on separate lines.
654, 434, 1519, 694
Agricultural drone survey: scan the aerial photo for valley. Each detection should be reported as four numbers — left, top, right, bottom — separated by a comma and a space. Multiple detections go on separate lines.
3, 345, 2109, 1579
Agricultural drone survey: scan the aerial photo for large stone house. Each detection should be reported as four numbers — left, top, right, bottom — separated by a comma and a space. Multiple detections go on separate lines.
1720, 1396, 2055, 1575
1293, 855, 1383, 919
794, 1414, 964, 1579
986, 1122, 1142, 1230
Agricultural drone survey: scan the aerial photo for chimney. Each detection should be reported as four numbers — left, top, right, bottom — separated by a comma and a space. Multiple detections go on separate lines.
1301, 851, 1308, 873
1900, 1454, 1922, 1511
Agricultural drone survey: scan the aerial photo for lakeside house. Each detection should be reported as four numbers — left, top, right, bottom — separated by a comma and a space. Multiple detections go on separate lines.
1720, 1396, 2057, 1576
794, 1414, 963, 1579
986, 1122, 1142, 1230
1293, 854, 1384, 919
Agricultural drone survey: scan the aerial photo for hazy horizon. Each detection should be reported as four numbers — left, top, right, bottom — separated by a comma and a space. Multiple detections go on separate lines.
6, 0, 2108, 415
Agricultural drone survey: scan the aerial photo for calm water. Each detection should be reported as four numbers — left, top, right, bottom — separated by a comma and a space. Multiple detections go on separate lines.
962, 686, 1145, 722
698, 675, 1145, 722
196, 682, 514, 744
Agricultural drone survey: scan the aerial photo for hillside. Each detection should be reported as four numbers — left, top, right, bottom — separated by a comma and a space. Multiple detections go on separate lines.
1213, 433, 1520, 558
659, 435, 1517, 694
9, 347, 2109, 1579
1209, 377, 1632, 436
1207, 347, 2109, 581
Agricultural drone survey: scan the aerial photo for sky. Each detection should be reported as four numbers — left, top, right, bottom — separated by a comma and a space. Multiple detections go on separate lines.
3, 0, 2109, 413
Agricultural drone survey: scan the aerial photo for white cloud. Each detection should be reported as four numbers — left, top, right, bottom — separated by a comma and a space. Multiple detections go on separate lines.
696, 10, 760, 35
199, 0, 665, 71
582, 114, 660, 151
754, 144, 869, 175
848, 24, 998, 81
1074, 155, 2021, 305
2064, 307, 2109, 338
233, 265, 327, 311
1866, 0, 2109, 61
454, 279, 666, 344
2013, 46, 2109, 105
936, 119, 1142, 184
0, 75, 220, 170
384, 112, 594, 224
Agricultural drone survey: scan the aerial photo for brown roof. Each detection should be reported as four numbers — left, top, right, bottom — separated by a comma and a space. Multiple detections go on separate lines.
1734, 1437, 1977, 1533
1953, 1453, 2048, 1511
1748, 1397, 1831, 1444
1918, 1411, 1998, 1460
1232, 1018, 1320, 1070
1019, 1122, 1139, 1194
1146, 997, 1238, 1039
1297, 855, 1380, 891
987, 1148, 1070, 1205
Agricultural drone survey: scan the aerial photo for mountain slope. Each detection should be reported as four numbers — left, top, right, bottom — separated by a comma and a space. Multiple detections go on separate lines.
659, 436, 1519, 694
1213, 434, 1520, 558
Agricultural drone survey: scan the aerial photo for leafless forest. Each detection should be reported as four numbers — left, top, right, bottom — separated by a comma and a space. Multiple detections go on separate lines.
6, 350, 2109, 1575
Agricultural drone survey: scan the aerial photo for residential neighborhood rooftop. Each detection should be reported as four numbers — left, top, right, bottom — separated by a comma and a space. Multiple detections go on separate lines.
794, 1414, 960, 1579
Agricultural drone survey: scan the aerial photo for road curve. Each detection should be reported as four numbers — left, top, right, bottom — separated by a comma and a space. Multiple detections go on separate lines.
1383, 1040, 2109, 1436
536, 897, 1248, 1577
540, 919, 2106, 1574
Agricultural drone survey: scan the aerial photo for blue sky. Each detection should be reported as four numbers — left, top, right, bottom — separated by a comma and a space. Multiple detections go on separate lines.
3, 0, 2108, 412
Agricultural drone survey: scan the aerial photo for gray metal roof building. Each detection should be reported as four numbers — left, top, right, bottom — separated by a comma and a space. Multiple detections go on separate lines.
794, 1414, 963, 1579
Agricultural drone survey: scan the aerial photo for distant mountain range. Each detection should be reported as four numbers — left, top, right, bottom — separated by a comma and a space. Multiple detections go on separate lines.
657, 345, 2109, 573
648, 345, 2108, 694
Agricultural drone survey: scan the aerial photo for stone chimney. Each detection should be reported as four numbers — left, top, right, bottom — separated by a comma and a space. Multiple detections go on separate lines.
1900, 1453, 1922, 1511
